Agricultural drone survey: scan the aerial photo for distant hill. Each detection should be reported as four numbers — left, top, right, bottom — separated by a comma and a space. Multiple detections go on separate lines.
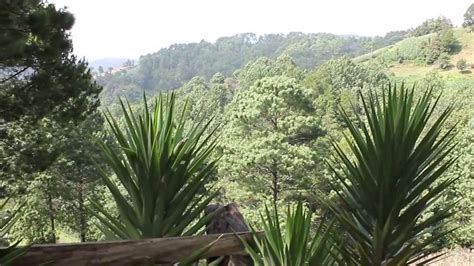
355, 28, 474, 89
97, 31, 408, 103
89, 58, 131, 70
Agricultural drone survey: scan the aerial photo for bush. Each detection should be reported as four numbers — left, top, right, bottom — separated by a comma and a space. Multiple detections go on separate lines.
411, 16, 453, 37
89, 93, 220, 239
419, 28, 458, 65
420, 40, 442, 64
242, 202, 344, 265
456, 59, 468, 72
326, 84, 458, 264
437, 53, 451, 69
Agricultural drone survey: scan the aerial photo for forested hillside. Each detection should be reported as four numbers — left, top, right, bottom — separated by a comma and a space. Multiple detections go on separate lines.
96, 31, 407, 103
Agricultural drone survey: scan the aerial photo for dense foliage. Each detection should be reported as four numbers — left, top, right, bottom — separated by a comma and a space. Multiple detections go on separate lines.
419, 28, 458, 64
326, 85, 458, 264
463, 4, 474, 30
0, 0, 103, 244
356, 19, 459, 66
242, 202, 342, 265
220, 56, 321, 208
0, 0, 101, 123
456, 58, 468, 71
90, 93, 220, 239
410, 16, 453, 37
97, 32, 407, 103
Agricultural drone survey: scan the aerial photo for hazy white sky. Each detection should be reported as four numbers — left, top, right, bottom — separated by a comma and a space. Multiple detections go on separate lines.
50, 0, 472, 60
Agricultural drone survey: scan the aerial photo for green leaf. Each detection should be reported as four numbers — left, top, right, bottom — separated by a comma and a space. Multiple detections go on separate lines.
326, 83, 458, 264
89, 92, 219, 240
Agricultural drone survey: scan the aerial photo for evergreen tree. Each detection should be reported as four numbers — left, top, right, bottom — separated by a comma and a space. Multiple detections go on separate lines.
463, 4, 474, 30
0, 0, 101, 181
53, 114, 107, 242
303, 57, 388, 133
220, 74, 323, 214
0, 0, 102, 243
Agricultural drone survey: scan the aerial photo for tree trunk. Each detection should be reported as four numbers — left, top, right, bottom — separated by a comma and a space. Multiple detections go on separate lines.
271, 162, 279, 204
46, 181, 56, 243
78, 180, 86, 242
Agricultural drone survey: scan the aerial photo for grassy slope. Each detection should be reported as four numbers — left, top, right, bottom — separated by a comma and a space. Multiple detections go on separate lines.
356, 28, 474, 88
390, 30, 474, 79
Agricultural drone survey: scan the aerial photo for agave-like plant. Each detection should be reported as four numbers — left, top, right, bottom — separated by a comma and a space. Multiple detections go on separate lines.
241, 202, 342, 265
327, 84, 458, 265
89, 93, 220, 239
0, 198, 28, 265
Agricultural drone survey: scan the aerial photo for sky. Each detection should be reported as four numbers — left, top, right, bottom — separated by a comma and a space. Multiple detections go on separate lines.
50, 0, 473, 61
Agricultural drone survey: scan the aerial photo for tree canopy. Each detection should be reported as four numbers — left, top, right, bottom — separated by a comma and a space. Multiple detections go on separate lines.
0, 0, 103, 244
97, 32, 407, 104
463, 3, 474, 29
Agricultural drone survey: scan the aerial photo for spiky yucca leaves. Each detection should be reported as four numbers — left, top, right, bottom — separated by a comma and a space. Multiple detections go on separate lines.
0, 199, 28, 265
89, 93, 220, 239
242, 202, 341, 265
327, 84, 458, 265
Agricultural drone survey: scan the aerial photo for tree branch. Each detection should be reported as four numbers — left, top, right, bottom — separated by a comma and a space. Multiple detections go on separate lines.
0, 66, 30, 84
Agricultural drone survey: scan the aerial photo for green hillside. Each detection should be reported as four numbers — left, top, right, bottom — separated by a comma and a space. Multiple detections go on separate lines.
96, 32, 407, 104
356, 28, 474, 89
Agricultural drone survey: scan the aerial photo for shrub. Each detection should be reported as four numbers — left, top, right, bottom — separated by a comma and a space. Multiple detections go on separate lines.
241, 202, 345, 265
89, 93, 220, 239
419, 29, 458, 64
456, 59, 468, 72
326, 84, 458, 264
437, 53, 451, 69
411, 16, 453, 37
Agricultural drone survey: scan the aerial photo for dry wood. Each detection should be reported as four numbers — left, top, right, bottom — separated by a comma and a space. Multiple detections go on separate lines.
14, 232, 253, 265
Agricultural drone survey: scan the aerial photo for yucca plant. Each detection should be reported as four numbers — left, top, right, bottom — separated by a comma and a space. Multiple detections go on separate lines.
0, 198, 28, 265
327, 84, 458, 265
89, 93, 220, 239
241, 202, 342, 265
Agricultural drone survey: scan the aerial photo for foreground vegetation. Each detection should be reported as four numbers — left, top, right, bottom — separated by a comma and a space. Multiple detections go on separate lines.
90, 94, 220, 239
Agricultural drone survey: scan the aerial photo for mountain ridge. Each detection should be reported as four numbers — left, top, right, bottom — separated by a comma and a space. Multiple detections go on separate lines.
96, 31, 408, 103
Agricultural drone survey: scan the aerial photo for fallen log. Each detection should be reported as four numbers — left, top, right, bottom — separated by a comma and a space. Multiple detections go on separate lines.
13, 232, 253, 265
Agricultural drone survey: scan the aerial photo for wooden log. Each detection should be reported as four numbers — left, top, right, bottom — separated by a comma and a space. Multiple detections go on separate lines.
13, 232, 254, 265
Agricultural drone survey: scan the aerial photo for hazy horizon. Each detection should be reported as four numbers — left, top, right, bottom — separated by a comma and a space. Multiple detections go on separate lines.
50, 0, 473, 61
